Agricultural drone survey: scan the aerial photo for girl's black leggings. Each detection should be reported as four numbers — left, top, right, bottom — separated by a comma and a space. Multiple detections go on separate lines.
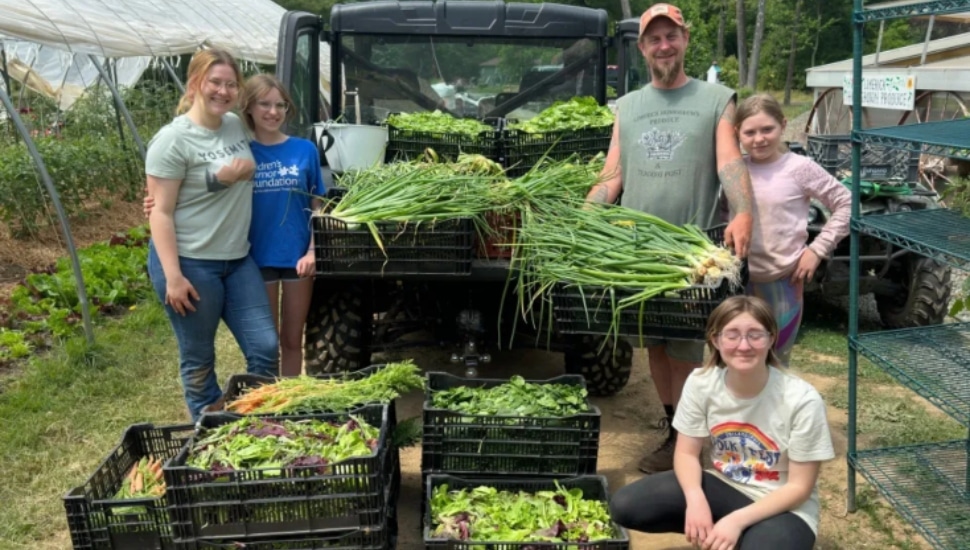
610, 471, 816, 550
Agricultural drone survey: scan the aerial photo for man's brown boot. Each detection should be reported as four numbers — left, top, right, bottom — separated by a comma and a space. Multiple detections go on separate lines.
637, 436, 675, 474
638, 416, 676, 474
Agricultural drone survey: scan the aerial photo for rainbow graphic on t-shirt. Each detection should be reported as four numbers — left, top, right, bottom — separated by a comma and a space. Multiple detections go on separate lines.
710, 422, 782, 485
711, 422, 780, 451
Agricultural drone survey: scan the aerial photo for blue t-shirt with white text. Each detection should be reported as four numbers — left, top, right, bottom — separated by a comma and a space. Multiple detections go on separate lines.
249, 137, 326, 268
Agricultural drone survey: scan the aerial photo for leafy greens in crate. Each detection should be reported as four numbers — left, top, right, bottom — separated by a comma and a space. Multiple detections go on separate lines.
430, 375, 589, 417
430, 480, 615, 543
186, 416, 379, 474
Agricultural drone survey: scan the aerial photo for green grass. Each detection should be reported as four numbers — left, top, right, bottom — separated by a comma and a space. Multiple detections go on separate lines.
822, 380, 965, 449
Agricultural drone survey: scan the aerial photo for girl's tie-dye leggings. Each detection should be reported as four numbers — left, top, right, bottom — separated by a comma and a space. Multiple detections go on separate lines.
746, 278, 804, 366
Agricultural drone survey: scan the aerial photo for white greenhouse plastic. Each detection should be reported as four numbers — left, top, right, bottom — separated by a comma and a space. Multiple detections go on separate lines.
0, 0, 331, 108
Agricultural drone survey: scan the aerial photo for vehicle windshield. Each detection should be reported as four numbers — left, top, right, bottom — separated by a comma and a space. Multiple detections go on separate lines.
622, 36, 649, 94
336, 34, 603, 124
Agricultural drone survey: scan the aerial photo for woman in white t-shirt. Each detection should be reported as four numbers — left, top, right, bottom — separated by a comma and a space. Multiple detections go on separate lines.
610, 295, 834, 550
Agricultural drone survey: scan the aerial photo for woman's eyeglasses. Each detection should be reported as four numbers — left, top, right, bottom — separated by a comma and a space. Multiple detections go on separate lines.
205, 78, 239, 92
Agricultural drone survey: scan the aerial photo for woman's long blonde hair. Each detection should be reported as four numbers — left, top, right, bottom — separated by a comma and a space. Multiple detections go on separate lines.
239, 74, 297, 132
176, 49, 244, 115
703, 295, 781, 368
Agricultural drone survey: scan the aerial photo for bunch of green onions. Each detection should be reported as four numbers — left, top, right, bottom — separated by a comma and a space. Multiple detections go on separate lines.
490, 153, 605, 210
326, 155, 503, 252
511, 203, 741, 337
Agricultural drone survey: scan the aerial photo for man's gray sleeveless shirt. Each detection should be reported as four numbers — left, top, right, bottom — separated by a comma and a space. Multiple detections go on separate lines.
617, 79, 735, 228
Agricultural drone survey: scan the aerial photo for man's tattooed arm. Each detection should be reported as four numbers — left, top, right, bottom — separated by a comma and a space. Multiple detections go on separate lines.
586, 106, 622, 204
716, 100, 752, 215
588, 184, 610, 204
718, 158, 752, 215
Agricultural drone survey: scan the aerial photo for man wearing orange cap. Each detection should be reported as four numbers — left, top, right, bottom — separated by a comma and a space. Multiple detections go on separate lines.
586, 3, 755, 475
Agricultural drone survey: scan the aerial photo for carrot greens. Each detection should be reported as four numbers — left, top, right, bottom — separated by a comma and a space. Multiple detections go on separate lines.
225, 361, 423, 415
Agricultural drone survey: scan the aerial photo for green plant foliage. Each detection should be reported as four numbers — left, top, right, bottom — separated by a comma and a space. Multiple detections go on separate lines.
0, 84, 179, 237
0, 330, 32, 360
719, 56, 740, 90
430, 375, 590, 417
0, 134, 145, 236
430, 480, 615, 543
507, 97, 614, 133
0, 226, 151, 360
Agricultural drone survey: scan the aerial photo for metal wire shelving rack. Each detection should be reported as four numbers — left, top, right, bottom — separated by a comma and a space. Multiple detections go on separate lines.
846, 2, 970, 548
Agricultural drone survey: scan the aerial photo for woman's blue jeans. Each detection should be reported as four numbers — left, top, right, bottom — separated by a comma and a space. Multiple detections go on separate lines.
148, 242, 279, 421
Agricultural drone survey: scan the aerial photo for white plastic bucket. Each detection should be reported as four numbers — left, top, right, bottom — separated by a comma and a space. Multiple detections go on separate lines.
316, 123, 387, 172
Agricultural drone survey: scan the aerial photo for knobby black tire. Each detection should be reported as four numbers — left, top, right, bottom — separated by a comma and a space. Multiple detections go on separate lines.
303, 282, 372, 374
875, 256, 951, 328
563, 335, 634, 396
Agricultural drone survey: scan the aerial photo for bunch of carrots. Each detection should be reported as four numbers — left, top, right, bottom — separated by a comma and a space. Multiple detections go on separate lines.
114, 456, 165, 499
226, 361, 424, 415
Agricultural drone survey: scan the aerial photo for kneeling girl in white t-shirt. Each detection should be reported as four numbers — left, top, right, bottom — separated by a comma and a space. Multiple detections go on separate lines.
610, 295, 834, 550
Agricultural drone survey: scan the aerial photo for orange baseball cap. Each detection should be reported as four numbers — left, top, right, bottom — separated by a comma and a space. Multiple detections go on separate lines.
639, 3, 686, 37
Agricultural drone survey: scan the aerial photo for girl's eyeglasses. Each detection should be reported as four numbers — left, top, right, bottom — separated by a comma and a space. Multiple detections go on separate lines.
256, 101, 289, 112
717, 330, 771, 348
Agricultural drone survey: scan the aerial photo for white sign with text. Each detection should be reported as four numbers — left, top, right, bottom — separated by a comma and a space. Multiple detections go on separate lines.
842, 75, 916, 110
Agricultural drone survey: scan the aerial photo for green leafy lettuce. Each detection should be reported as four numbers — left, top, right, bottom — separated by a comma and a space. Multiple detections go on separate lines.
186, 416, 379, 475
387, 111, 493, 136
430, 375, 589, 417
509, 96, 614, 133
430, 481, 616, 543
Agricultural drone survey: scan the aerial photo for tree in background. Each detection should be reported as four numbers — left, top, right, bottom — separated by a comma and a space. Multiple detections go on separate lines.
735, 0, 747, 88
745, 0, 766, 89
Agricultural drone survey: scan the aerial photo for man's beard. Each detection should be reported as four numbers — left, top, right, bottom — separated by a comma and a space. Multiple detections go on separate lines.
651, 58, 683, 86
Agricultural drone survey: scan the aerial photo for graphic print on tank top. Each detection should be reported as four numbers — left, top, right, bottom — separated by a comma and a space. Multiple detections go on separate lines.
638, 127, 688, 161
710, 421, 782, 485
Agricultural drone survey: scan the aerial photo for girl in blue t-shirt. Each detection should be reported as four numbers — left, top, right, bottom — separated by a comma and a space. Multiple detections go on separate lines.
238, 74, 326, 376
145, 74, 325, 377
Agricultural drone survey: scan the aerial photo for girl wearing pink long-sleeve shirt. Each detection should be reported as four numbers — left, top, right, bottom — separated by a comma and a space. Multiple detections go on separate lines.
735, 94, 851, 364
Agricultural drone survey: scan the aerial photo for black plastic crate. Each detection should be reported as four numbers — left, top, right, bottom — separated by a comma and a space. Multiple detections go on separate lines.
421, 372, 600, 478
174, 473, 397, 550
385, 125, 501, 164
221, 368, 404, 531
173, 525, 392, 550
313, 216, 474, 276
551, 225, 747, 341
165, 405, 394, 541
806, 134, 919, 182
423, 474, 629, 550
63, 423, 195, 550
503, 126, 612, 178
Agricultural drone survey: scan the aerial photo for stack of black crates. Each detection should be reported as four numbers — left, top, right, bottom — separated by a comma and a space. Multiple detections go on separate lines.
64, 365, 401, 550
420, 371, 630, 549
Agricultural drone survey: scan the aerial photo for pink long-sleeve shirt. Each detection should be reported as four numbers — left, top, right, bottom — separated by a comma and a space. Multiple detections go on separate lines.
745, 152, 852, 283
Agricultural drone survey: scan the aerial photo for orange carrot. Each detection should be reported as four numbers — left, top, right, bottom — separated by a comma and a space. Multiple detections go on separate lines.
131, 470, 143, 493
